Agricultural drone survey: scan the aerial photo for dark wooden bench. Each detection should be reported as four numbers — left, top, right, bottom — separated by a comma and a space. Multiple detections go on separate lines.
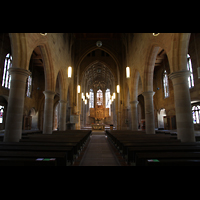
0, 130, 91, 166
0, 151, 68, 166
135, 152, 200, 166
22, 131, 91, 148
0, 157, 57, 166
145, 158, 200, 166
0, 145, 74, 165
127, 145, 200, 164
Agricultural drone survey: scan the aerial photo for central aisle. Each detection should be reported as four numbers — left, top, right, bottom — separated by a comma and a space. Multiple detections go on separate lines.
79, 131, 120, 166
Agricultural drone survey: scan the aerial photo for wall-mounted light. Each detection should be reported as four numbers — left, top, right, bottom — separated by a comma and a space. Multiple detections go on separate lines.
77, 85, 81, 93
85, 99, 87, 105
126, 66, 130, 78
153, 33, 160, 36
117, 85, 120, 93
68, 66, 72, 78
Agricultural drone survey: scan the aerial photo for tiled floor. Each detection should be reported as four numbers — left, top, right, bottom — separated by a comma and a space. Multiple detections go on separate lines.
79, 131, 120, 166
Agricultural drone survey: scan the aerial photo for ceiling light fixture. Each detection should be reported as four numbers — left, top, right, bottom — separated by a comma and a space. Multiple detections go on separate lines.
153, 33, 160, 36
96, 41, 102, 47
40, 33, 47, 36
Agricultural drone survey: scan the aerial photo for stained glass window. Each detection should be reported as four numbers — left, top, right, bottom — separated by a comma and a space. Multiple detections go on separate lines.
89, 89, 94, 108
0, 105, 4, 124
97, 89, 103, 106
27, 75, 32, 97
192, 105, 200, 124
163, 70, 169, 98
187, 54, 194, 88
2, 53, 12, 89
106, 89, 111, 116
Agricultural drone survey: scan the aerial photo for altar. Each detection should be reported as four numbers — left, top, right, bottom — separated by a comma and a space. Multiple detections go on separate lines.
91, 124, 105, 131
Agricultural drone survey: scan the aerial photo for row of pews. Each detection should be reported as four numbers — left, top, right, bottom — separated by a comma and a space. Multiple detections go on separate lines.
0, 130, 91, 166
106, 130, 200, 166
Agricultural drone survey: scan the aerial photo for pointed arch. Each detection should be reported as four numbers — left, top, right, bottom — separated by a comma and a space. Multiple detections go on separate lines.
76, 46, 121, 86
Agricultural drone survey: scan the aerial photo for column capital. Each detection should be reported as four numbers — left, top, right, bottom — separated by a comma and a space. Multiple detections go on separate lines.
43, 91, 56, 99
142, 91, 155, 97
169, 70, 191, 80
8, 68, 31, 79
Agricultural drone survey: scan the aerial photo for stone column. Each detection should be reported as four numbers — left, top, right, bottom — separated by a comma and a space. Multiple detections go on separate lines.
43, 91, 55, 134
169, 70, 195, 142
117, 111, 121, 130
59, 100, 67, 131
142, 91, 155, 134
4, 68, 31, 142
130, 101, 139, 131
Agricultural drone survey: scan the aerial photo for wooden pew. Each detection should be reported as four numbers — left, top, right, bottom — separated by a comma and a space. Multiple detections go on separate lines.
0, 130, 91, 166
145, 158, 200, 166
106, 130, 200, 166
127, 145, 200, 164
0, 157, 57, 166
0, 151, 68, 166
135, 152, 200, 166
0, 145, 74, 166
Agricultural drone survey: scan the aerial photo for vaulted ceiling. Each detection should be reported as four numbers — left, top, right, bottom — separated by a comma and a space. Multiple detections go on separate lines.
83, 61, 114, 91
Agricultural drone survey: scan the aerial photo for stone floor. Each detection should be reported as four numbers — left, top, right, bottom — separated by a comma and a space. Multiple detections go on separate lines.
79, 131, 121, 166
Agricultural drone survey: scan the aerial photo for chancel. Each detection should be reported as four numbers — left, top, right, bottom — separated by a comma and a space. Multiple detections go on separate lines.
1, 33, 200, 166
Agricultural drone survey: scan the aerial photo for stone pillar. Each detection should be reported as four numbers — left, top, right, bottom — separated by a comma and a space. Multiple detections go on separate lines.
169, 70, 195, 142
43, 91, 55, 134
142, 91, 155, 134
117, 111, 121, 130
4, 68, 31, 142
59, 100, 67, 131
130, 101, 139, 131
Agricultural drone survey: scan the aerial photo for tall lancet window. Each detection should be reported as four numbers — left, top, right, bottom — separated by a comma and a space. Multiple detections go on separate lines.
192, 105, 200, 124
106, 89, 111, 116
187, 54, 194, 88
163, 70, 169, 98
89, 89, 94, 108
26, 75, 32, 97
2, 53, 12, 89
97, 89, 103, 106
